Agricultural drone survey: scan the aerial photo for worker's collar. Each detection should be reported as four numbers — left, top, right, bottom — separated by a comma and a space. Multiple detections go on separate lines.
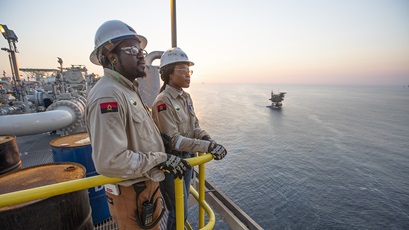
165, 84, 185, 98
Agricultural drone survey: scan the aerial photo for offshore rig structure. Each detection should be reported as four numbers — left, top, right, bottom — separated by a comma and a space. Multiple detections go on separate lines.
267, 90, 286, 109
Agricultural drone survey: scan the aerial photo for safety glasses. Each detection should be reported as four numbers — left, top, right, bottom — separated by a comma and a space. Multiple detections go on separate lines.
120, 46, 147, 57
174, 68, 193, 75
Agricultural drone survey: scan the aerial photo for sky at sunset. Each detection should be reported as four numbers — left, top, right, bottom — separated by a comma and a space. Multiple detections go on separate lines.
1, 0, 408, 85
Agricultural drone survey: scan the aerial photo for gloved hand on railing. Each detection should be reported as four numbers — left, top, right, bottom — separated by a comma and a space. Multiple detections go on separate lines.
159, 154, 191, 179
208, 142, 227, 160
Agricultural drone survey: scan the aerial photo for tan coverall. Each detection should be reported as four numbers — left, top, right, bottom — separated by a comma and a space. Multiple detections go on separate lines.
152, 84, 210, 153
86, 68, 167, 229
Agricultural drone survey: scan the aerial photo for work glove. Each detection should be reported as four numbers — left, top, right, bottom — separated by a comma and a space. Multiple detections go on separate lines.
159, 154, 191, 179
208, 142, 227, 160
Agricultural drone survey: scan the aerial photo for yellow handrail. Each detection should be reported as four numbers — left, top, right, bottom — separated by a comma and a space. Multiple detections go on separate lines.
174, 153, 214, 230
0, 153, 216, 230
189, 184, 215, 230
0, 175, 124, 208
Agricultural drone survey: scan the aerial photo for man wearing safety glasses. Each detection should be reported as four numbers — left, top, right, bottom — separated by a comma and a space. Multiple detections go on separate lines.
86, 20, 191, 229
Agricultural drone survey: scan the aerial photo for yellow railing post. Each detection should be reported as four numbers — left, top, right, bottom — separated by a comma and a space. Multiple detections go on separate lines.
189, 186, 216, 230
198, 152, 205, 228
171, 153, 215, 230
175, 177, 184, 230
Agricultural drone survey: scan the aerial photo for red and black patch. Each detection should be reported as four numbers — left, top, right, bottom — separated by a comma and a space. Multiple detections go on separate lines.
157, 103, 167, 112
100, 102, 118, 114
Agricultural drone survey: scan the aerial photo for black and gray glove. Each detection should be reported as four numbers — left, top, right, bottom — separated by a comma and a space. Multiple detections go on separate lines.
159, 154, 191, 179
208, 142, 227, 160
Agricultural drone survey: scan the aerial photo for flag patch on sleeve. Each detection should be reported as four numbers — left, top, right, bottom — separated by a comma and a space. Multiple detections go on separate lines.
157, 103, 167, 112
100, 102, 118, 114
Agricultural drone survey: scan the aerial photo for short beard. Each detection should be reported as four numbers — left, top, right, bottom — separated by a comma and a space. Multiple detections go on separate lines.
136, 69, 147, 78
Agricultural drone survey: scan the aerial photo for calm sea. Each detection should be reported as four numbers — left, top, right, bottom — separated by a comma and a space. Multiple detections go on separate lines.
185, 84, 409, 230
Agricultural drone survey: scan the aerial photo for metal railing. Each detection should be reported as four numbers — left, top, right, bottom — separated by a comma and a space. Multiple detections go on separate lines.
0, 153, 215, 230
175, 152, 215, 230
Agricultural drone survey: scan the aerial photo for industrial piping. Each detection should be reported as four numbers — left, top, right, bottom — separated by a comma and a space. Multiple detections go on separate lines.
0, 110, 75, 136
0, 53, 163, 136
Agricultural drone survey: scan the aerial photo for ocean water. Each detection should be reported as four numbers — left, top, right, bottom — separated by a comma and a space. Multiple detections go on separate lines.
186, 84, 409, 230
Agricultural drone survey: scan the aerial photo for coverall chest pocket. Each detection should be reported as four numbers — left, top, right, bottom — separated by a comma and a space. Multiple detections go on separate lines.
132, 110, 153, 140
176, 111, 189, 135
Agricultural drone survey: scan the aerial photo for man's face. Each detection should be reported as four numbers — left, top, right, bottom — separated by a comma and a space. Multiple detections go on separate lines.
115, 39, 146, 78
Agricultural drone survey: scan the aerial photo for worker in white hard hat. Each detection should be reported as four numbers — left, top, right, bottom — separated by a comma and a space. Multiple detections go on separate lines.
152, 47, 227, 230
85, 20, 191, 230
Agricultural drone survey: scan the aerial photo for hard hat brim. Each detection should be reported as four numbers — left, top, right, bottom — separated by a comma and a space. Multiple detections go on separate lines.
160, 60, 194, 69
89, 34, 147, 65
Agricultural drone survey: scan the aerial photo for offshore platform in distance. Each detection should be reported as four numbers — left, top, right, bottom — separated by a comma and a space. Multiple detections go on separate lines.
266, 90, 286, 109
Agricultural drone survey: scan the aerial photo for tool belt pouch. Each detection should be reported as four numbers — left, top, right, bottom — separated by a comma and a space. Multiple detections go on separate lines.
133, 182, 164, 229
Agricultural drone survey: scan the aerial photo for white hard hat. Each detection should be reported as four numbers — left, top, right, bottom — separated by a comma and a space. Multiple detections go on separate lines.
159, 47, 194, 69
90, 20, 147, 65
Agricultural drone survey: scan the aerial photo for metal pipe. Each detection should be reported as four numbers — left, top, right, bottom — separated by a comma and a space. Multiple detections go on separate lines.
5, 51, 16, 89
139, 51, 164, 107
9, 46, 21, 96
170, 0, 177, 47
0, 110, 75, 136
145, 51, 164, 66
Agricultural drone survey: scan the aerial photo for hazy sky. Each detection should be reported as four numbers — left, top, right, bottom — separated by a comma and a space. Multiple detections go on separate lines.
1, 0, 408, 85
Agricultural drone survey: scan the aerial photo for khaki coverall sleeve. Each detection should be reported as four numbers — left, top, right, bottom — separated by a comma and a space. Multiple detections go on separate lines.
87, 98, 166, 179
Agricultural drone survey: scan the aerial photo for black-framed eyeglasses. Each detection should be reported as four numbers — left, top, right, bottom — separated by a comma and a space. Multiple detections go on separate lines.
174, 68, 193, 75
120, 46, 147, 57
